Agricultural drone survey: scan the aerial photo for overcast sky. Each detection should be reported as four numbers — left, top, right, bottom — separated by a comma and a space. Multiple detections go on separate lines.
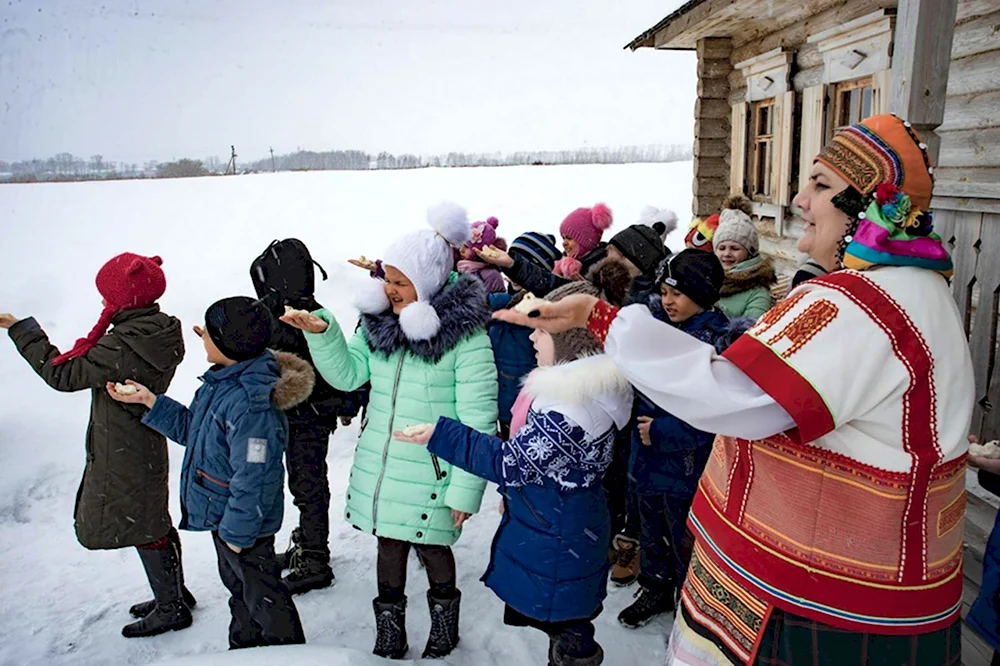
1, 0, 694, 164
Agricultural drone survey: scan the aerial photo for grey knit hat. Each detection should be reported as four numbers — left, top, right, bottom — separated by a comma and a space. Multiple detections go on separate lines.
713, 208, 759, 256
544, 281, 603, 363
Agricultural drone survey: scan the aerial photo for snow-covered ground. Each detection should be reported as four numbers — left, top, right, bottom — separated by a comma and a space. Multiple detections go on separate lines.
0, 162, 691, 665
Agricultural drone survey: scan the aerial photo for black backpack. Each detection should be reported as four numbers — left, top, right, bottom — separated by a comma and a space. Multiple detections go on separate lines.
250, 238, 328, 309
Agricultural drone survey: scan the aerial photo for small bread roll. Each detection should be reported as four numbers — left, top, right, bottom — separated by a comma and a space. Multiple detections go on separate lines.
970, 441, 1000, 459
114, 383, 139, 395
284, 305, 311, 318
512, 293, 551, 315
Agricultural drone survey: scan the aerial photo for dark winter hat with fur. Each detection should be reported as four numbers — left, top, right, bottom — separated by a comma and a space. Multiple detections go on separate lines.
544, 281, 604, 363
205, 296, 273, 362
609, 224, 668, 275
657, 249, 725, 310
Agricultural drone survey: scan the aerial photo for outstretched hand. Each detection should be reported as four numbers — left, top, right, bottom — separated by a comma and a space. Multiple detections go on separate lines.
393, 424, 436, 445
280, 311, 329, 334
968, 434, 1000, 474
474, 245, 514, 269
492, 293, 600, 334
0, 314, 19, 329
347, 256, 378, 272
105, 380, 157, 409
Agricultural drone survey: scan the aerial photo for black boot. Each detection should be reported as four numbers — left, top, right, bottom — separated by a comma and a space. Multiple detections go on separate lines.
551, 642, 604, 666
617, 586, 675, 629
373, 597, 409, 659
283, 548, 334, 595
129, 528, 197, 618
276, 527, 303, 571
122, 538, 193, 638
422, 589, 461, 658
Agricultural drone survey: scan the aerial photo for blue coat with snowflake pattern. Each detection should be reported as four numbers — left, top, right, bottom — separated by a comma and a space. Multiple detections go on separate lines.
427, 356, 633, 622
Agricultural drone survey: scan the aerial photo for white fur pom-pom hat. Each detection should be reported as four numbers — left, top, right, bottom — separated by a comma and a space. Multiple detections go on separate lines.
353, 202, 472, 341
638, 206, 679, 241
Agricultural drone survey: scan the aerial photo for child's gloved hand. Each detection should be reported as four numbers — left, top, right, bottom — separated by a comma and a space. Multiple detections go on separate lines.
0, 314, 19, 329
105, 380, 157, 409
475, 245, 514, 269
280, 310, 329, 334
637, 416, 654, 446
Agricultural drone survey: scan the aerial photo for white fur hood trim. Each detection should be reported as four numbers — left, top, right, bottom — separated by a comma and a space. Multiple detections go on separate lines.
524, 355, 634, 431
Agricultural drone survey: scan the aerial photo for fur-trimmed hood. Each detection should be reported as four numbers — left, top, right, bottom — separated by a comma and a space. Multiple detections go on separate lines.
523, 355, 634, 430
720, 254, 777, 296
361, 272, 490, 363
270, 350, 316, 410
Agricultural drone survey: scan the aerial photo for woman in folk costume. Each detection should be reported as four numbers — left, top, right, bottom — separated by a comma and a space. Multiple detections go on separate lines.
281, 203, 498, 660
493, 115, 973, 666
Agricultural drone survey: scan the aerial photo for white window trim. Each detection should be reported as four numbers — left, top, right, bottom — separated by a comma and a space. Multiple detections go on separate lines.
734, 48, 794, 102
807, 9, 895, 85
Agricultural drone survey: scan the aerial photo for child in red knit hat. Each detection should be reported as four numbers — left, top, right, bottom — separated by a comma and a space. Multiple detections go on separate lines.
0, 252, 195, 639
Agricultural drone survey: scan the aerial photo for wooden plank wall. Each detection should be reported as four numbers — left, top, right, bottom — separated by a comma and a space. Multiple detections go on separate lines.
937, 2, 1000, 202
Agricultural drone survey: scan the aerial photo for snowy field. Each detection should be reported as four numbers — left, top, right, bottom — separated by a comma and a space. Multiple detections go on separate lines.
0, 162, 691, 666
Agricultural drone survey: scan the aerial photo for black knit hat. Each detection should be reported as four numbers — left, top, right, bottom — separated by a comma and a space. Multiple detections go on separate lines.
205, 296, 272, 363
609, 224, 668, 275
509, 231, 562, 272
657, 249, 725, 310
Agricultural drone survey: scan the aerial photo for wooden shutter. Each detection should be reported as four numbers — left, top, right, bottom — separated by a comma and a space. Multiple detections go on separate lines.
872, 69, 892, 115
799, 84, 827, 193
731, 102, 749, 195
773, 90, 796, 206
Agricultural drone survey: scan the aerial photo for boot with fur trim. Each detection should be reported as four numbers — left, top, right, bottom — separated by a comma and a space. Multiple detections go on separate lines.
610, 534, 640, 587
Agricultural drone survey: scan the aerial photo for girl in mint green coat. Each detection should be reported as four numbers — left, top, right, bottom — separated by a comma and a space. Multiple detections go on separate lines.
282, 203, 498, 660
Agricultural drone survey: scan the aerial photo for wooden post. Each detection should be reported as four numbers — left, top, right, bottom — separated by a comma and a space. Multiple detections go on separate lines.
693, 37, 733, 218
889, 0, 959, 165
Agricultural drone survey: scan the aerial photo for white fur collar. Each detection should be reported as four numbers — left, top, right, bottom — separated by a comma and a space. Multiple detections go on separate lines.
523, 354, 632, 404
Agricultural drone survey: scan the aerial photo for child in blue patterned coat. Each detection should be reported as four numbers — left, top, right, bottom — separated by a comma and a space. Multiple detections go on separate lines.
395, 281, 633, 666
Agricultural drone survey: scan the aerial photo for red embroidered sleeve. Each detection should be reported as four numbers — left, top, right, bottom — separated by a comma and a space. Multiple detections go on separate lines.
586, 300, 619, 346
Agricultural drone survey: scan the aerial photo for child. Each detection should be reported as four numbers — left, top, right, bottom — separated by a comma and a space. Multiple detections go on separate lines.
457, 217, 507, 293
0, 253, 195, 639
553, 203, 613, 278
683, 195, 752, 253
618, 249, 750, 628
250, 239, 367, 595
395, 280, 634, 666
712, 197, 777, 320
108, 296, 309, 649
489, 231, 563, 439
281, 203, 498, 660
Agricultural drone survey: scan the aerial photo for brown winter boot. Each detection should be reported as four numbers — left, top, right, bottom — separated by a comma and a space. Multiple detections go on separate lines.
609, 535, 640, 587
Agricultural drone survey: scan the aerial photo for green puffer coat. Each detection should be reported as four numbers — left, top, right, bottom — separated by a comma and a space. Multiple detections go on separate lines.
718, 254, 777, 321
306, 273, 498, 546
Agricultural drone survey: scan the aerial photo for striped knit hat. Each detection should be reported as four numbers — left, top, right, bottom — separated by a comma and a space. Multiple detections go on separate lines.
816, 115, 951, 278
509, 231, 562, 271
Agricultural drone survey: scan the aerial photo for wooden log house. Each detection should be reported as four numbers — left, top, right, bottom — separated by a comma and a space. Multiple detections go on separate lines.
627, 1, 1000, 663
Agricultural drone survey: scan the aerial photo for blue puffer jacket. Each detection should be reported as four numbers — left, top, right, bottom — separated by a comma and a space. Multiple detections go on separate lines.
630, 300, 751, 497
487, 292, 536, 425
968, 471, 1000, 650
427, 355, 633, 622
142, 351, 314, 548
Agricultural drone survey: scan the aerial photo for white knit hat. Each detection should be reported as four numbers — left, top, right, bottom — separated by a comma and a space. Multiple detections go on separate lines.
714, 208, 758, 256
637, 206, 679, 242
354, 202, 472, 341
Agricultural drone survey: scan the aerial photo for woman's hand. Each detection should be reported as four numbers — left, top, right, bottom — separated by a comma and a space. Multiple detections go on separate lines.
0, 314, 19, 329
492, 294, 599, 334
393, 424, 436, 444
637, 416, 654, 446
105, 380, 157, 409
280, 311, 329, 334
475, 245, 514, 269
452, 510, 472, 528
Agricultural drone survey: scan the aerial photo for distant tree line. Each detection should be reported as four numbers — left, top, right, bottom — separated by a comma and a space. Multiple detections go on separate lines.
0, 143, 691, 184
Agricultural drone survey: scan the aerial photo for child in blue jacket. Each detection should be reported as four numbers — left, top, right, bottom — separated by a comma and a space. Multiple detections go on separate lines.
618, 250, 751, 629
396, 281, 633, 666
108, 296, 313, 649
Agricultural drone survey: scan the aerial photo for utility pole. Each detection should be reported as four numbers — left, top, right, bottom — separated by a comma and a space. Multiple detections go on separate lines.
225, 145, 238, 175
270, 146, 276, 173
